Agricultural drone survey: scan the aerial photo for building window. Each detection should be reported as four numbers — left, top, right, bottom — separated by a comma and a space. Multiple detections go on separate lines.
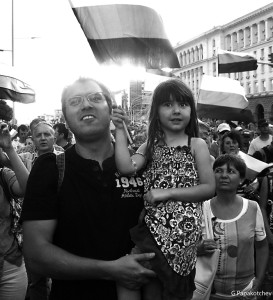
261, 80, 266, 92
246, 71, 250, 79
246, 82, 251, 94
245, 27, 251, 46
269, 78, 273, 91
212, 39, 215, 47
269, 46, 273, 72
213, 62, 216, 76
261, 48, 264, 60
261, 63, 265, 74
254, 81, 258, 93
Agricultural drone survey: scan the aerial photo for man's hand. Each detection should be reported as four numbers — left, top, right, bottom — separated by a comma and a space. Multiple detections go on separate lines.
112, 253, 156, 290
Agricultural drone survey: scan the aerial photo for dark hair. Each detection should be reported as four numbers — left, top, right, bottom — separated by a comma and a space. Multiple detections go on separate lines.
220, 130, 243, 154
213, 154, 246, 179
61, 77, 113, 119
53, 122, 69, 140
146, 79, 198, 161
17, 124, 29, 133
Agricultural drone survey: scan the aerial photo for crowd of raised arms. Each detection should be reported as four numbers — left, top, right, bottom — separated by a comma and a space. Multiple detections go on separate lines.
0, 77, 272, 300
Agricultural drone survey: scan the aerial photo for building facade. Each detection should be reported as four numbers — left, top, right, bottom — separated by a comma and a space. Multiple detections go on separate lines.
173, 3, 273, 123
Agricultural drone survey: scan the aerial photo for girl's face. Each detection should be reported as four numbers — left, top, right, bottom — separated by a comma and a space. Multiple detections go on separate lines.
222, 137, 239, 155
158, 94, 191, 135
214, 163, 241, 192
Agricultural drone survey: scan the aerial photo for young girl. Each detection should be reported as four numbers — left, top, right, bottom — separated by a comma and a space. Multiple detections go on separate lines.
112, 79, 216, 300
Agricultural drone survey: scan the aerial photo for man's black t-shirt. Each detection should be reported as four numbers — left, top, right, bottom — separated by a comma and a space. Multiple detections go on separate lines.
21, 145, 144, 300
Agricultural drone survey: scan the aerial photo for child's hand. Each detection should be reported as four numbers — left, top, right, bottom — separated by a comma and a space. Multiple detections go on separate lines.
111, 106, 127, 130
144, 189, 170, 205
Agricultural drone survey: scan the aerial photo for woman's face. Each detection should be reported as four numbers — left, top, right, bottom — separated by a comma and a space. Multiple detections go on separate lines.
214, 163, 241, 192
222, 137, 239, 155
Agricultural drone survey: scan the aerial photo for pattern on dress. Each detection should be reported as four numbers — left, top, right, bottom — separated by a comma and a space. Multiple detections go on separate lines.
143, 144, 202, 276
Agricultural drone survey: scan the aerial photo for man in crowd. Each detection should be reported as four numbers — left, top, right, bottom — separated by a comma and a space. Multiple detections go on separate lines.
53, 122, 72, 150
248, 119, 273, 156
209, 122, 231, 158
12, 124, 29, 152
21, 77, 156, 300
0, 121, 63, 172
252, 139, 273, 163
17, 118, 64, 156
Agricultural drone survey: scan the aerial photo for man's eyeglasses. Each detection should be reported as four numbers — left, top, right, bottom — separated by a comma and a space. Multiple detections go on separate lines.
67, 92, 105, 107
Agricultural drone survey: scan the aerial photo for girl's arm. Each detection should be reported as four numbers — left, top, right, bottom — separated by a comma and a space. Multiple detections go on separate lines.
145, 138, 215, 204
112, 107, 146, 175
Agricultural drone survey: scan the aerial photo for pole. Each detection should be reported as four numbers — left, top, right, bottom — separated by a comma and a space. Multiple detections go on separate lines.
257, 61, 273, 67
11, 0, 15, 125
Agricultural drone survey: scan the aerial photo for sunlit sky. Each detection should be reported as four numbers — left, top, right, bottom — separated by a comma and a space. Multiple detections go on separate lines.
0, 0, 273, 124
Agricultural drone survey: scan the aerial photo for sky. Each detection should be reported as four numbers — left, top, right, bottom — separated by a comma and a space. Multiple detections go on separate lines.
0, 0, 273, 124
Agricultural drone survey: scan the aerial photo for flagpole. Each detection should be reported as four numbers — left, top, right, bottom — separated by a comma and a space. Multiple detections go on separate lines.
11, 0, 16, 125
257, 61, 273, 67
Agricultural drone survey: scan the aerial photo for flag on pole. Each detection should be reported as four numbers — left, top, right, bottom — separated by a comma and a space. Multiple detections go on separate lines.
0, 65, 35, 104
238, 151, 271, 180
69, 1, 180, 69
197, 75, 254, 122
218, 49, 258, 73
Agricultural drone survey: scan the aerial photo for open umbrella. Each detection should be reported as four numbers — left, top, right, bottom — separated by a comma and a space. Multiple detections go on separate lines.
0, 65, 35, 104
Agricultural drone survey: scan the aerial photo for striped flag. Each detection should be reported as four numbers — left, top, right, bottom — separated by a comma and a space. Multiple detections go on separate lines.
218, 49, 258, 73
0, 65, 35, 104
239, 151, 271, 180
69, 1, 180, 69
197, 75, 254, 122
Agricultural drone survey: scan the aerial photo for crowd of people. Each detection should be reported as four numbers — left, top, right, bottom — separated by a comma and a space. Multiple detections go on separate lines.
0, 76, 272, 300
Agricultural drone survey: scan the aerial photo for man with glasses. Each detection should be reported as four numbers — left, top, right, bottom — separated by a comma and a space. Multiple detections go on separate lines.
21, 77, 156, 300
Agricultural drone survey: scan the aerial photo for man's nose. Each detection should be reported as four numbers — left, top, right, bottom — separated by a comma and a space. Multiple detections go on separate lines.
82, 96, 94, 108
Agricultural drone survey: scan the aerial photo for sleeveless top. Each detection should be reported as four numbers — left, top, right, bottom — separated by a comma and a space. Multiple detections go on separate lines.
143, 140, 202, 276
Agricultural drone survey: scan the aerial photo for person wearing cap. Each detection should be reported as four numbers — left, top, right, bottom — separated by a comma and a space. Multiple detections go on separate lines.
209, 123, 231, 159
248, 119, 273, 156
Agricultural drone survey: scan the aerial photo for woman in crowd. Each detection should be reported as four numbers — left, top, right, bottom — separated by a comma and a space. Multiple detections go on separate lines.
220, 130, 260, 201
199, 154, 268, 299
220, 130, 242, 156
0, 123, 29, 300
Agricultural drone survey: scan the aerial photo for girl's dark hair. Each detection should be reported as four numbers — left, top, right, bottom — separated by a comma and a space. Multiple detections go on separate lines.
220, 130, 243, 154
213, 153, 246, 179
146, 79, 198, 161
